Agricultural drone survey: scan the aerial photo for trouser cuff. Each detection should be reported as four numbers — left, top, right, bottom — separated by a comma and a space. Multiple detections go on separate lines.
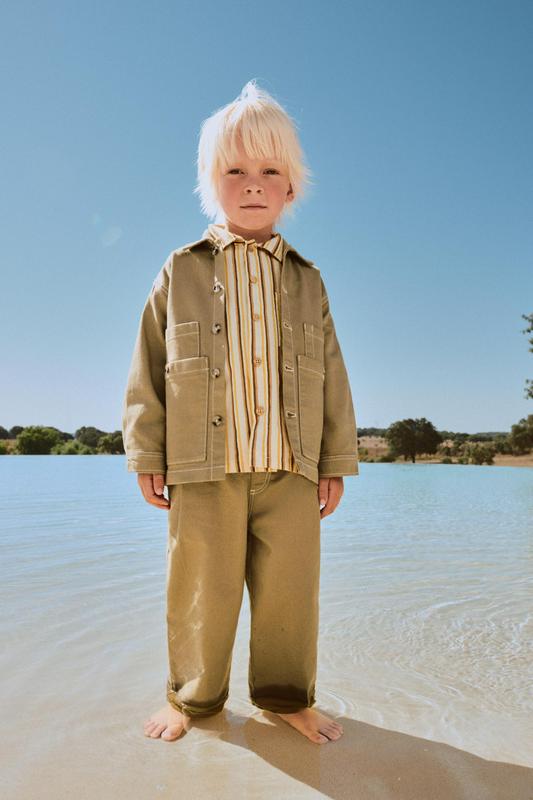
166, 681, 228, 717
249, 684, 316, 713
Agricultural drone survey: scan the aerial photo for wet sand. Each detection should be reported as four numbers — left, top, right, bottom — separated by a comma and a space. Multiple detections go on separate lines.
2, 607, 532, 800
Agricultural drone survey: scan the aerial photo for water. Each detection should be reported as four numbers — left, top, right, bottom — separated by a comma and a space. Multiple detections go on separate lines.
1, 457, 532, 798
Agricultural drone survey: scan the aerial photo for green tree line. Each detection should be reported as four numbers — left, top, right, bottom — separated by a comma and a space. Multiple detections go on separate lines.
0, 426, 124, 456
1, 417, 532, 465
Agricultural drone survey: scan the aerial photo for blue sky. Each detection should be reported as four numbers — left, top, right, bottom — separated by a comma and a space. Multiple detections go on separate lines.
1, 0, 532, 435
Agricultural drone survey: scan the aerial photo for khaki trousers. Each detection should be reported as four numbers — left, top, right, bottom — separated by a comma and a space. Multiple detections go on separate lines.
165, 469, 321, 717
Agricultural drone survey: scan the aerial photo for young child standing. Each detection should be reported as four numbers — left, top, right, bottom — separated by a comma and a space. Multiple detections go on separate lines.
122, 80, 359, 745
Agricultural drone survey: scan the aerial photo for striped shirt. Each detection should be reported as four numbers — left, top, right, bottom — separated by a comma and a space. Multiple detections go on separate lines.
204, 223, 300, 475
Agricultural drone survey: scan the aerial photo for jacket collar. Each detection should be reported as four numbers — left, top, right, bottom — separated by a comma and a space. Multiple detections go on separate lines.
180, 226, 316, 269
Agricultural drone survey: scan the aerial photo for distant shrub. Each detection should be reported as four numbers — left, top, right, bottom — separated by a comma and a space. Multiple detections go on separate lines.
51, 440, 95, 455
460, 442, 496, 465
16, 426, 62, 454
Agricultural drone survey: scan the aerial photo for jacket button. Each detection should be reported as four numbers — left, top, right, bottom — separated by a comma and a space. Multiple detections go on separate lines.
286, 410, 297, 418
211, 323, 221, 334
212, 415, 223, 426
213, 282, 223, 293
283, 363, 294, 371
211, 367, 220, 377
212, 246, 219, 255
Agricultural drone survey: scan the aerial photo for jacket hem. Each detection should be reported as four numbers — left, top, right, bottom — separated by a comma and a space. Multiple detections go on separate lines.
165, 459, 320, 486
317, 455, 359, 476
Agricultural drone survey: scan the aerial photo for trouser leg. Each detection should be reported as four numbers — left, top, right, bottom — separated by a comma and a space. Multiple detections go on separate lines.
245, 470, 321, 713
165, 475, 249, 717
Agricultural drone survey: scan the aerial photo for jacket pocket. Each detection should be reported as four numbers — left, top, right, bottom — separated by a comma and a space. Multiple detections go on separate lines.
297, 354, 325, 461
166, 321, 200, 361
165, 355, 209, 464
303, 322, 324, 359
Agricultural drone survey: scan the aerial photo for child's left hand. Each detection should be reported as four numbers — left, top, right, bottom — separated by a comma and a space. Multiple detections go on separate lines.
318, 477, 344, 519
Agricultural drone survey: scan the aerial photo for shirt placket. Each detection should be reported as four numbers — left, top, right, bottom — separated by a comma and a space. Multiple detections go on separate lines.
246, 242, 266, 467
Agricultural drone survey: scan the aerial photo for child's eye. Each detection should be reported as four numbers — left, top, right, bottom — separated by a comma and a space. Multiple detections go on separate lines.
226, 167, 280, 175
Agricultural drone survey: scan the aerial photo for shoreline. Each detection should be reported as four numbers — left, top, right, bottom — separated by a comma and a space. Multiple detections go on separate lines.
358, 436, 533, 467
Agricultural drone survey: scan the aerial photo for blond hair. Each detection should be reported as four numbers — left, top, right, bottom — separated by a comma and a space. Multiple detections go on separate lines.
194, 80, 313, 224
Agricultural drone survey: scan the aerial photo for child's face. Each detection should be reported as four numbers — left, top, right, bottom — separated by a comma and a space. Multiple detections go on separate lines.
217, 138, 294, 241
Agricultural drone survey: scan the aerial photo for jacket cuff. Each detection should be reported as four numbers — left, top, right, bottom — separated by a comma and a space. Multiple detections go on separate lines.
126, 453, 166, 474
318, 454, 359, 477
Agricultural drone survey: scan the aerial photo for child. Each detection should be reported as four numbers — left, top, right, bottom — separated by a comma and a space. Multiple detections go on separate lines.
122, 80, 359, 745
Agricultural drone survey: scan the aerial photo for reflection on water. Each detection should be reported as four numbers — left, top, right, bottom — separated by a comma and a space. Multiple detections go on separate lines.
1, 457, 532, 797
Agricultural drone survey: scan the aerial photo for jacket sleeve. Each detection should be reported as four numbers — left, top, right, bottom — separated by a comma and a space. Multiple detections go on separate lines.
121, 258, 170, 475
318, 275, 359, 478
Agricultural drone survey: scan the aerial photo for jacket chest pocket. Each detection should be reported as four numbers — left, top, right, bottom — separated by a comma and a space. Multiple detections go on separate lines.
297, 354, 325, 461
165, 321, 200, 361
165, 356, 209, 464
303, 322, 324, 360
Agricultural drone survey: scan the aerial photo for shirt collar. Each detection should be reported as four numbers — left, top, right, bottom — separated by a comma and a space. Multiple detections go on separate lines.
204, 223, 284, 263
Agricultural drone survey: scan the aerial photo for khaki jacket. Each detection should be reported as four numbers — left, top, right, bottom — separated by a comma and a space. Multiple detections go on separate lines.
121, 233, 359, 486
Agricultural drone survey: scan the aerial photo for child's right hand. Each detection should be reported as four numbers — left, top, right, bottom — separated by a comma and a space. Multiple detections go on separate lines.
137, 473, 170, 509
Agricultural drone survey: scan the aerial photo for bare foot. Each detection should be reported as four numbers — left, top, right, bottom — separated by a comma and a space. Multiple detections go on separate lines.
275, 707, 344, 744
143, 703, 190, 741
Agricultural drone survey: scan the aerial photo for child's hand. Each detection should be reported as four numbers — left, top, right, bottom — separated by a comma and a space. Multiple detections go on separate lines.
137, 473, 170, 509
318, 477, 344, 519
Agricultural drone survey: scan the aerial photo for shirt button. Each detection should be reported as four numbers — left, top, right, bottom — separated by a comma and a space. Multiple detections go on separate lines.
253, 357, 262, 365
250, 275, 258, 284
252, 313, 261, 321
256, 407, 264, 415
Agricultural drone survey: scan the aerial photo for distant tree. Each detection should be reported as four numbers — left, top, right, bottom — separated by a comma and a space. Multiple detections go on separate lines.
0, 426, 9, 439
358, 427, 388, 437
98, 431, 124, 454
458, 442, 496, 465
9, 426, 24, 438
509, 414, 533, 454
466, 432, 505, 442
492, 433, 513, 455
16, 426, 62, 454
51, 439, 94, 455
386, 418, 443, 463
75, 426, 107, 448
46, 427, 73, 442
521, 313, 533, 400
